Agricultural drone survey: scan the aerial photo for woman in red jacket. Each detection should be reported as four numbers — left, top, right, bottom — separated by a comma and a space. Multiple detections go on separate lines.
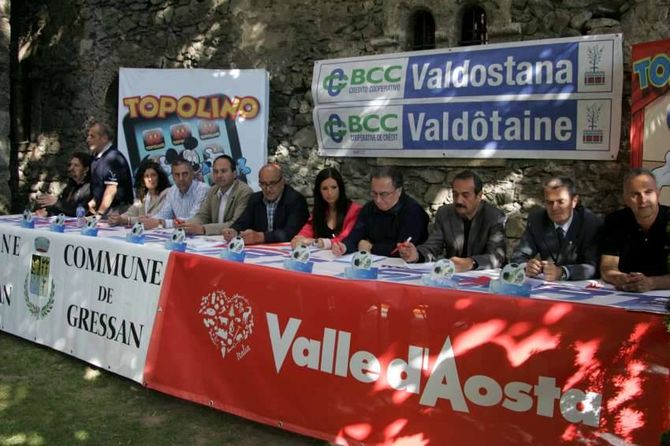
291, 167, 361, 249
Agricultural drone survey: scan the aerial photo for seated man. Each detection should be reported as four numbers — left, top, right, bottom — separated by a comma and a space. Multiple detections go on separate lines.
511, 177, 602, 281
335, 166, 428, 257
222, 163, 308, 245
141, 157, 209, 229
399, 170, 505, 271
600, 168, 670, 292
180, 155, 253, 235
35, 152, 92, 217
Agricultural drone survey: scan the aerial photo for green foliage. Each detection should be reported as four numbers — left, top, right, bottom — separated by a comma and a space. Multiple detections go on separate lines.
0, 332, 324, 446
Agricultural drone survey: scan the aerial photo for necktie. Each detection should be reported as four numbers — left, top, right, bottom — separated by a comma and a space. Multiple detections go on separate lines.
556, 227, 565, 246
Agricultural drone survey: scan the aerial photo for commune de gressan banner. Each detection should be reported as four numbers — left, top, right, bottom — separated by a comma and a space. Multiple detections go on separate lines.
312, 34, 623, 160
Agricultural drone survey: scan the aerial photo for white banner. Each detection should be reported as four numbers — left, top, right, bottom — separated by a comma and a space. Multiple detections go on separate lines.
312, 34, 623, 160
0, 225, 169, 383
117, 68, 269, 190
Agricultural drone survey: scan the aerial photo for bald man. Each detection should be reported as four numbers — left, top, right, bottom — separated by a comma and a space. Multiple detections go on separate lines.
222, 164, 308, 245
600, 168, 670, 292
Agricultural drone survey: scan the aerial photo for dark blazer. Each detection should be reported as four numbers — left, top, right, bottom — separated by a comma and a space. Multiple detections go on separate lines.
510, 206, 603, 280
230, 184, 308, 243
417, 201, 506, 269
342, 192, 429, 257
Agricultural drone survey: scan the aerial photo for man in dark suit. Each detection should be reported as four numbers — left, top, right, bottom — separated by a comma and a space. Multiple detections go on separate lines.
399, 170, 506, 271
222, 163, 308, 245
511, 177, 602, 281
334, 165, 428, 257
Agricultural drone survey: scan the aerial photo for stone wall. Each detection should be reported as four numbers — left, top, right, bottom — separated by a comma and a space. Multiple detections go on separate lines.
0, 0, 10, 214
4, 0, 670, 252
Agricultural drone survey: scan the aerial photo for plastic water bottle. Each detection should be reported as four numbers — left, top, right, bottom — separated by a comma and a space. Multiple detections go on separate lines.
76, 205, 86, 228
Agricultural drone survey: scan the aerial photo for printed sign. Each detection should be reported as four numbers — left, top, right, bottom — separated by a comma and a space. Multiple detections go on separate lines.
117, 68, 269, 190
631, 38, 670, 205
0, 226, 169, 383
313, 34, 623, 159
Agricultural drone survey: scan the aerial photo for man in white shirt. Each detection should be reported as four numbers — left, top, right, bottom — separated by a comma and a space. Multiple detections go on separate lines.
141, 158, 209, 229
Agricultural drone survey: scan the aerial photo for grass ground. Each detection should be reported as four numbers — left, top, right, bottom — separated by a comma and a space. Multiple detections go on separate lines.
0, 332, 326, 446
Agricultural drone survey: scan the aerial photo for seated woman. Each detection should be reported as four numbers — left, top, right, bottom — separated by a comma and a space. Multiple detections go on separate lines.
108, 159, 170, 226
291, 167, 361, 249
35, 152, 92, 216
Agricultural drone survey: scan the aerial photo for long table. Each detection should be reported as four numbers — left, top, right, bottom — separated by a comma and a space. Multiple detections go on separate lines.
1, 215, 668, 445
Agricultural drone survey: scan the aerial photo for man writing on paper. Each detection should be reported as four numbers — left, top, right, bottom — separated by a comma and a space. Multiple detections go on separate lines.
222, 163, 308, 245
399, 170, 506, 271
334, 166, 428, 258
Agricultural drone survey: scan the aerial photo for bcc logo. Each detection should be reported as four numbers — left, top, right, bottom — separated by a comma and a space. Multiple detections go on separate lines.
324, 113, 399, 143
323, 66, 403, 97
324, 114, 347, 143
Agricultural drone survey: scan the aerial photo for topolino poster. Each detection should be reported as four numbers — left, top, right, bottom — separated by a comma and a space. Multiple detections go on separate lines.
117, 68, 269, 190
631, 38, 670, 205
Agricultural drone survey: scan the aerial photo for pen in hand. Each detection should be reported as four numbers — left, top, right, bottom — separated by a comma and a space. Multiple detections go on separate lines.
390, 236, 412, 255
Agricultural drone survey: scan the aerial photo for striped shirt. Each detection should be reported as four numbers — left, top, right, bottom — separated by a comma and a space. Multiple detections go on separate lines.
154, 180, 209, 228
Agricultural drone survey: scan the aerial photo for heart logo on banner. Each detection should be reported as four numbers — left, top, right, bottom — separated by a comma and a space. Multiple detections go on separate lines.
198, 290, 254, 359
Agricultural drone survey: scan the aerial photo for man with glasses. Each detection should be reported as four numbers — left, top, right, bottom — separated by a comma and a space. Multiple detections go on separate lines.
334, 166, 428, 257
510, 177, 602, 281
223, 163, 308, 245
399, 170, 506, 271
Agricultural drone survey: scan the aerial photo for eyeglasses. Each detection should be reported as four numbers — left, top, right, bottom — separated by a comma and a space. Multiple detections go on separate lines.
370, 188, 398, 200
259, 179, 283, 188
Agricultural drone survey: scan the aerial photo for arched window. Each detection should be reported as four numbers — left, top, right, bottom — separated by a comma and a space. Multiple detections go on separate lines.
410, 10, 435, 51
460, 6, 487, 46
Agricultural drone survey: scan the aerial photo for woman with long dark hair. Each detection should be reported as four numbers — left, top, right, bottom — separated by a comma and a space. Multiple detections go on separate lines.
108, 158, 171, 226
291, 167, 361, 249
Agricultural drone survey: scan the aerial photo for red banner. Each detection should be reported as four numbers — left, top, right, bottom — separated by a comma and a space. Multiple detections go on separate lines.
145, 253, 670, 445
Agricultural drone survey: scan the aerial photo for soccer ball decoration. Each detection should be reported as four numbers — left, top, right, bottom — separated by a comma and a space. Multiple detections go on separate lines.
352, 250, 373, 270
431, 259, 456, 280
131, 221, 145, 236
500, 263, 525, 285
291, 244, 311, 263
228, 236, 245, 253
22, 208, 33, 222
54, 213, 66, 225
171, 228, 186, 243
85, 217, 98, 229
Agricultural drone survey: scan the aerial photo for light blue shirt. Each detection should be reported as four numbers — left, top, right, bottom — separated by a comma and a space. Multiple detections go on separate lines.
155, 180, 209, 228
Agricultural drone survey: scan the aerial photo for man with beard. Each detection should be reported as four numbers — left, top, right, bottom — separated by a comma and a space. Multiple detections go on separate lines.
399, 170, 506, 271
